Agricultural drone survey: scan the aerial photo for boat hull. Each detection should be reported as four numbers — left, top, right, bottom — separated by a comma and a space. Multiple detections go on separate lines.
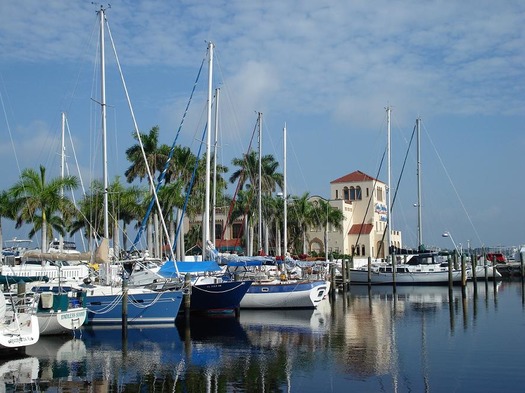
83, 287, 183, 325
188, 280, 252, 313
240, 280, 330, 309
0, 314, 40, 349
37, 308, 87, 335
348, 269, 464, 285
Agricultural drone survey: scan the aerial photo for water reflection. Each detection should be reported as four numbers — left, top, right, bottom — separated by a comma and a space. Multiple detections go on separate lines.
1, 281, 524, 392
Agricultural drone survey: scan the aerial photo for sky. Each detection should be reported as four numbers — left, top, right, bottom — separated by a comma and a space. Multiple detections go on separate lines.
0, 0, 524, 252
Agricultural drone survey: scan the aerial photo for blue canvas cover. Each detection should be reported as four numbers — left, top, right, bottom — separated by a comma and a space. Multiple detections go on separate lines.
158, 260, 221, 277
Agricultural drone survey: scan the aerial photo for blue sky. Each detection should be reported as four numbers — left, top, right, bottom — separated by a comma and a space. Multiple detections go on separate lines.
0, 0, 524, 251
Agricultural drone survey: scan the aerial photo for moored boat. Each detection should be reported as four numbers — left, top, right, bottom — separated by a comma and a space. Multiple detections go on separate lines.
226, 260, 330, 309
1, 290, 40, 351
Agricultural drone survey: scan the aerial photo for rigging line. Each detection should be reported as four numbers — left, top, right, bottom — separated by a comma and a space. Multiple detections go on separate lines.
0, 81, 23, 179
105, 19, 173, 261
376, 122, 417, 258
422, 123, 483, 246
173, 123, 208, 254
355, 150, 386, 259
65, 116, 89, 251
129, 51, 207, 254
219, 116, 260, 243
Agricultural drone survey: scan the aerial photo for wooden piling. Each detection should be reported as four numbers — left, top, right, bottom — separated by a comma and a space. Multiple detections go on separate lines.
472, 252, 478, 294
448, 255, 453, 288
121, 274, 128, 338
461, 254, 467, 294
184, 273, 192, 321
341, 258, 347, 291
367, 256, 372, 286
521, 252, 525, 280
330, 264, 336, 297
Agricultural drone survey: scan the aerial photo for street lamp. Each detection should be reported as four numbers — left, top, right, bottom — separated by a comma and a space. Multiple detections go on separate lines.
442, 231, 460, 255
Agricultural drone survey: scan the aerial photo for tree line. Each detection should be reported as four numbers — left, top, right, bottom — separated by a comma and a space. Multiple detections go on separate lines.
0, 126, 344, 258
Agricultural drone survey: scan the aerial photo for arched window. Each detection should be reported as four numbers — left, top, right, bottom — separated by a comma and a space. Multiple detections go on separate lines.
355, 244, 360, 256
361, 245, 366, 256
343, 187, 349, 200
350, 186, 356, 200
356, 186, 362, 200
351, 245, 355, 256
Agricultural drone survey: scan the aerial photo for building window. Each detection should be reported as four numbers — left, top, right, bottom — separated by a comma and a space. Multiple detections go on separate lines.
343, 187, 349, 200
356, 186, 362, 200
361, 245, 365, 255
349, 186, 355, 200
366, 188, 369, 197
377, 187, 383, 202
232, 223, 243, 238
335, 190, 339, 199
215, 224, 223, 240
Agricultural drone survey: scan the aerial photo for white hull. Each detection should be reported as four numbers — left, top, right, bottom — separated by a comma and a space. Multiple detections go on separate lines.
37, 308, 87, 335
240, 280, 330, 309
0, 314, 40, 349
1, 264, 89, 282
348, 268, 464, 285
471, 265, 501, 280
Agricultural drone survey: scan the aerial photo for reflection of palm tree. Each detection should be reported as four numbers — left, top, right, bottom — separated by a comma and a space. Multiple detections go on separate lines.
10, 165, 78, 252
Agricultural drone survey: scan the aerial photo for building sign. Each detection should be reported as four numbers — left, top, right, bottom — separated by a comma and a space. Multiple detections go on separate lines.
375, 203, 388, 222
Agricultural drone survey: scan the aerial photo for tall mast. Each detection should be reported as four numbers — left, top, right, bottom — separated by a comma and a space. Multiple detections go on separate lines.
202, 41, 213, 260
59, 112, 66, 253
211, 88, 220, 245
258, 112, 263, 252
283, 123, 287, 258
99, 6, 109, 240
416, 117, 423, 250
386, 106, 392, 259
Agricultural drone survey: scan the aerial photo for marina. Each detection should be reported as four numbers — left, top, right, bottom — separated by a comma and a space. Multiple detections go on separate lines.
1, 280, 524, 392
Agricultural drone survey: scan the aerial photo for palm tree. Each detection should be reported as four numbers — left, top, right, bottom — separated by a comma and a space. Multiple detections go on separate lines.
70, 177, 145, 255
230, 151, 283, 254
125, 125, 171, 257
287, 192, 315, 255
0, 190, 17, 252
229, 151, 283, 194
9, 165, 78, 253
125, 126, 168, 183
310, 198, 345, 257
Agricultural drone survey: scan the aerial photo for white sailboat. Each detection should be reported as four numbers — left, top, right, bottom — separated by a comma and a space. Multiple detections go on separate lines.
0, 290, 40, 350
72, 6, 183, 324
227, 123, 330, 309
349, 113, 464, 285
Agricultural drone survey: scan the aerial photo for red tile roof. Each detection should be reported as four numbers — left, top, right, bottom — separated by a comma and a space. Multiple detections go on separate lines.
348, 223, 374, 235
330, 170, 377, 184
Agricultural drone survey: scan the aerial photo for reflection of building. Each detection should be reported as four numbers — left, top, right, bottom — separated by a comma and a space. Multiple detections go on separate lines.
308, 170, 402, 259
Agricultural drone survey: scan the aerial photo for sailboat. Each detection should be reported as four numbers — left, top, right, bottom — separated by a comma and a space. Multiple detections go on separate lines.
349, 113, 464, 285
131, 43, 251, 314
0, 289, 40, 350
222, 123, 330, 309
73, 6, 183, 324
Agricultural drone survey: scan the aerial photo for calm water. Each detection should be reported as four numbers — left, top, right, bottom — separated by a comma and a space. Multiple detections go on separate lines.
2, 281, 525, 392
